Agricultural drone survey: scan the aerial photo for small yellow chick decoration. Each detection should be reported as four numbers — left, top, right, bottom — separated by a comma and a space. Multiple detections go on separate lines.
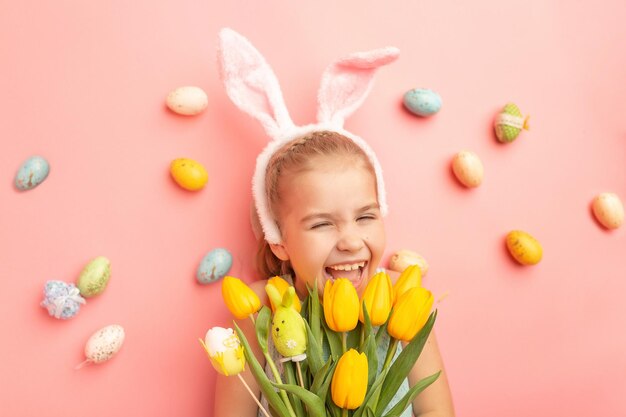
266, 285, 307, 361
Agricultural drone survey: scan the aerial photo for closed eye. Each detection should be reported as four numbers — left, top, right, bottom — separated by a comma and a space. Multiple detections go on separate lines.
357, 214, 376, 221
311, 222, 332, 230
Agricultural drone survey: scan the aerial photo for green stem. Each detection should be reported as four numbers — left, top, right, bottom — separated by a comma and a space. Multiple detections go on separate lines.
359, 325, 364, 347
341, 408, 348, 417
342, 332, 347, 353
263, 351, 297, 417
249, 314, 256, 325
382, 338, 399, 371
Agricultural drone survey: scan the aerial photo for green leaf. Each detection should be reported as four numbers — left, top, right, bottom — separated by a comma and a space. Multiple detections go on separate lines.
311, 359, 336, 404
284, 362, 305, 417
365, 406, 376, 417
255, 305, 272, 353
272, 382, 327, 417
347, 323, 361, 350
375, 310, 437, 415
304, 320, 324, 376
362, 334, 378, 390
233, 322, 292, 417
361, 302, 373, 347
382, 371, 441, 417
375, 320, 388, 346
353, 368, 389, 417
307, 280, 322, 346
322, 320, 343, 360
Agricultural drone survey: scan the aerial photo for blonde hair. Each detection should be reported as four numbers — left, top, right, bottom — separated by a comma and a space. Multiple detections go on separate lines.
255, 131, 376, 278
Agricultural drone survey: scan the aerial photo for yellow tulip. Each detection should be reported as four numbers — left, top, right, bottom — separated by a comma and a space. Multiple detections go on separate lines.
359, 271, 393, 326
387, 286, 434, 342
331, 349, 368, 409
199, 327, 245, 376
266, 276, 301, 313
323, 278, 359, 332
393, 264, 422, 301
222, 276, 261, 319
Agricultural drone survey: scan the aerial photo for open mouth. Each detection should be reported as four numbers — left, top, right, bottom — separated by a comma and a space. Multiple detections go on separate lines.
323, 261, 368, 289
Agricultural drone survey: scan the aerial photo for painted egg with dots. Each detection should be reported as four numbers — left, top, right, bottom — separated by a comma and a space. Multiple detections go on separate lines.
77, 256, 111, 298
166, 86, 208, 116
197, 248, 233, 284
505, 230, 543, 266
82, 324, 125, 366
403, 88, 442, 117
592, 192, 624, 230
15, 156, 50, 191
170, 158, 208, 191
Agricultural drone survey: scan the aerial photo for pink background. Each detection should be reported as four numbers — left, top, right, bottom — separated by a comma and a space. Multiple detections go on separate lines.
1, 1, 625, 416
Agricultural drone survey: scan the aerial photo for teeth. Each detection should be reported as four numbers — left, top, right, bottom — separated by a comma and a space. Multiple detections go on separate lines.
328, 262, 365, 271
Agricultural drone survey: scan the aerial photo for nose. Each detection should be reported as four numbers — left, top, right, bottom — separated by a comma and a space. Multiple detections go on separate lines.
336, 227, 365, 252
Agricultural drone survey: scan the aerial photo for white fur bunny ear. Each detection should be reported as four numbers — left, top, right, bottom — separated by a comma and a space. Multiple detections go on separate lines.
317, 47, 400, 127
218, 28, 295, 138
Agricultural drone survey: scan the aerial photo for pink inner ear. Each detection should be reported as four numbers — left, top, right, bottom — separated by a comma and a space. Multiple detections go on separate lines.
317, 47, 399, 125
336, 47, 400, 69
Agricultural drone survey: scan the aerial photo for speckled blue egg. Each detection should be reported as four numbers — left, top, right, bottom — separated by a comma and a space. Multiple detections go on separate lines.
41, 280, 86, 319
196, 248, 233, 284
15, 156, 50, 190
403, 88, 442, 117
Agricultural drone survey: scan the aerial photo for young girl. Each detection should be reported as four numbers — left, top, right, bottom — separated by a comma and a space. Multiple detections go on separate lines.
214, 29, 455, 417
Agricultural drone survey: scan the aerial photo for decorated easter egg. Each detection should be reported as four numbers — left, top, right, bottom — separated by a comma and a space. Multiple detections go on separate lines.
592, 192, 624, 230
170, 158, 208, 191
83, 324, 125, 365
452, 151, 484, 188
197, 248, 233, 284
166, 86, 208, 116
77, 256, 111, 297
494, 103, 529, 143
389, 249, 429, 276
403, 88, 442, 116
506, 230, 543, 265
40, 280, 86, 319
15, 156, 50, 191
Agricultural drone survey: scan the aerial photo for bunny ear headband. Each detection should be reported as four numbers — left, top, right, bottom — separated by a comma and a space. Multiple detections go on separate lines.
217, 28, 399, 245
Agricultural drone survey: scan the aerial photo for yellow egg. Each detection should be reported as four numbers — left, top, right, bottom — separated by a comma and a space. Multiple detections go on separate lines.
506, 230, 543, 266
170, 158, 208, 191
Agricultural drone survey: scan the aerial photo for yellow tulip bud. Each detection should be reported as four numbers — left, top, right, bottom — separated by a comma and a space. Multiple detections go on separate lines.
222, 276, 261, 319
266, 276, 301, 313
331, 349, 368, 409
393, 264, 422, 301
200, 327, 245, 376
323, 278, 359, 332
359, 271, 393, 326
387, 286, 434, 342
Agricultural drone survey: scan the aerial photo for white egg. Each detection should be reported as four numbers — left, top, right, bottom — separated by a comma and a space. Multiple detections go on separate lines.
84, 324, 125, 364
166, 86, 208, 115
592, 192, 624, 230
452, 151, 484, 188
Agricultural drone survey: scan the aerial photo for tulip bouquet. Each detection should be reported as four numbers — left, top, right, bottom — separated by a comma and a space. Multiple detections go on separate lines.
200, 266, 440, 417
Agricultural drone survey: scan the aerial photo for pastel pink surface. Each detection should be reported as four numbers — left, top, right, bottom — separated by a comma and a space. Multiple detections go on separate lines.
1, 1, 625, 416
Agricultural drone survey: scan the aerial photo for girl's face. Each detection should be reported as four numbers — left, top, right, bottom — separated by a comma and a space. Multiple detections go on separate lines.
270, 156, 386, 297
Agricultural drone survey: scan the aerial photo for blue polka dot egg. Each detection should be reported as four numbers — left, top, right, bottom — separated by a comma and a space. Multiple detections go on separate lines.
196, 248, 233, 284
41, 280, 86, 319
15, 156, 50, 191
403, 88, 442, 117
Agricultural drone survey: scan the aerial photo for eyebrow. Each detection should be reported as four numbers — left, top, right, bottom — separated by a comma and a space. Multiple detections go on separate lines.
299, 203, 380, 224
